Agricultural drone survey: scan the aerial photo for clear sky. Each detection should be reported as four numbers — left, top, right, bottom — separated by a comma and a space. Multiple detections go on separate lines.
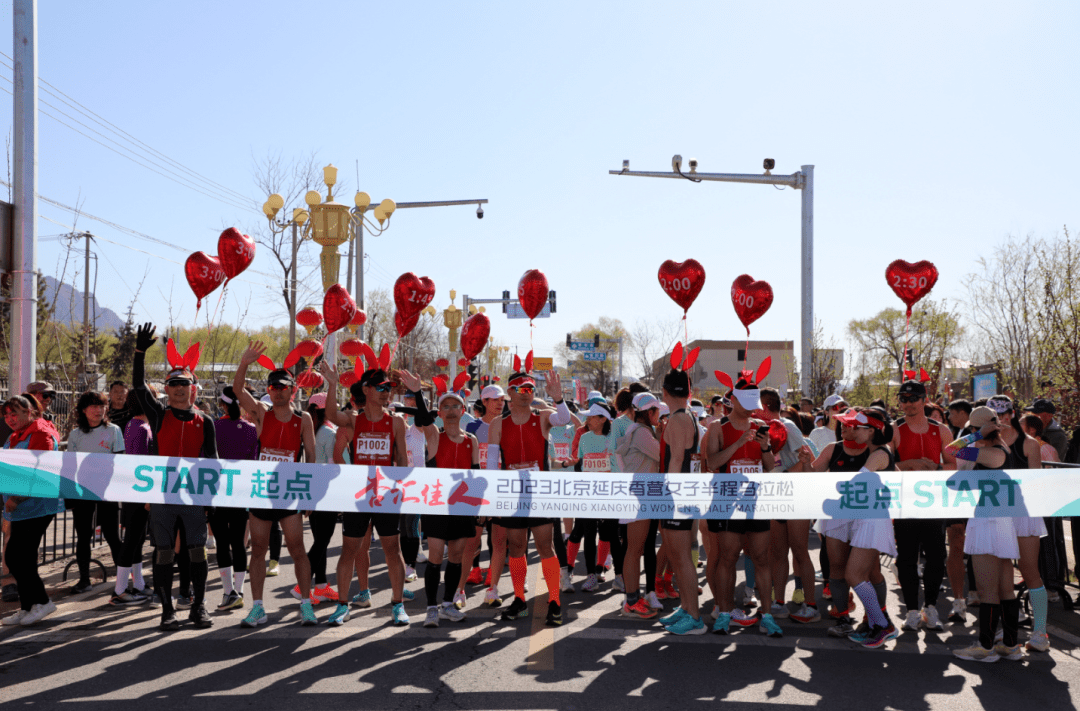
3, 1, 1077, 375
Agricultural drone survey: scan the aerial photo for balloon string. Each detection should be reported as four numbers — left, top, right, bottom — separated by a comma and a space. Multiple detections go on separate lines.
745, 328, 751, 370
391, 336, 401, 366
205, 283, 227, 337
903, 307, 912, 376
683, 313, 688, 344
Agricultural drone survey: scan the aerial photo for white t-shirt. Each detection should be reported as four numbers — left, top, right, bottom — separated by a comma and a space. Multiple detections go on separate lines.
67, 423, 125, 454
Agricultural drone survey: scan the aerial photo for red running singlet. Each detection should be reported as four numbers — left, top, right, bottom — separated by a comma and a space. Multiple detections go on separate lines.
260, 411, 303, 463
432, 430, 475, 469
895, 419, 944, 464
500, 410, 548, 471
353, 411, 396, 465
718, 417, 764, 474
157, 411, 206, 458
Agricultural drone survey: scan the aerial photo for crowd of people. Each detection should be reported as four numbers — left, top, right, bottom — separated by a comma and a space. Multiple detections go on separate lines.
0, 323, 1071, 664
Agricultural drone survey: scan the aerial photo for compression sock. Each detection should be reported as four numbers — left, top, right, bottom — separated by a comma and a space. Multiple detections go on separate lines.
978, 602, 997, 649
1029, 586, 1048, 635
190, 557, 209, 607
509, 556, 528, 600
626, 591, 640, 605
443, 563, 462, 603
830, 579, 851, 617
1002, 598, 1020, 647
425, 561, 442, 606
597, 541, 611, 570
873, 579, 888, 609
115, 566, 131, 595
565, 541, 580, 573
542, 556, 562, 605
234, 570, 246, 593
153, 561, 175, 616
132, 565, 145, 590
855, 582, 888, 627
744, 556, 757, 590
794, 576, 802, 590
220, 566, 234, 596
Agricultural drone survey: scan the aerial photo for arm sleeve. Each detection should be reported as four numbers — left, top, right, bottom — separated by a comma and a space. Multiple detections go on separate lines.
410, 391, 436, 428
130, 352, 165, 431
201, 413, 218, 458
945, 432, 982, 461
485, 444, 500, 470
548, 401, 572, 427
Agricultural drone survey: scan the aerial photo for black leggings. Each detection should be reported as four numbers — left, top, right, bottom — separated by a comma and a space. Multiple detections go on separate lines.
269, 522, 282, 562
207, 507, 248, 573
117, 504, 148, 568
894, 519, 946, 610
598, 520, 624, 576
569, 519, 599, 574
307, 512, 338, 584
71, 500, 121, 583
7, 515, 53, 611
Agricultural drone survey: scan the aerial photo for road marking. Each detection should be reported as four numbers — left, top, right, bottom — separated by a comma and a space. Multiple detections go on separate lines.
526, 558, 555, 671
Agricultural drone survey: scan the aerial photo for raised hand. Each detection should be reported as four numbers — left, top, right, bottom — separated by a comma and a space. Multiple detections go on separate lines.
135, 323, 157, 352
240, 340, 266, 367
545, 370, 563, 401
399, 369, 422, 392
319, 359, 339, 384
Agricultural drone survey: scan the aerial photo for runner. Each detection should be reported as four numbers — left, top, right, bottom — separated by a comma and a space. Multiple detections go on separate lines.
131, 323, 217, 631
892, 379, 955, 632
110, 385, 156, 605
486, 369, 573, 626
565, 403, 619, 593
419, 391, 479, 627
232, 341, 318, 627
471, 384, 511, 607
320, 361, 416, 627
615, 392, 662, 619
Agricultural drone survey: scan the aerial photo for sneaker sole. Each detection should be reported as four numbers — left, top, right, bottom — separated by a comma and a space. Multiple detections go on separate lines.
327, 612, 351, 626
241, 616, 268, 628
669, 625, 708, 636
423, 621, 439, 628
953, 652, 999, 662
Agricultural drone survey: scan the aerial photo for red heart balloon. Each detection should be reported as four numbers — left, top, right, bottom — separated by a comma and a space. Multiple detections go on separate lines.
322, 283, 357, 335
460, 313, 490, 360
730, 274, 774, 332
658, 259, 706, 313
184, 251, 226, 307
517, 269, 549, 320
217, 227, 256, 281
768, 419, 788, 453
393, 273, 436, 321
885, 260, 938, 313
395, 310, 420, 338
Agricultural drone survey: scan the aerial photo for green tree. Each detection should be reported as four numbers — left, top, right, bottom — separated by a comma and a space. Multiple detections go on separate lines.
555, 317, 631, 396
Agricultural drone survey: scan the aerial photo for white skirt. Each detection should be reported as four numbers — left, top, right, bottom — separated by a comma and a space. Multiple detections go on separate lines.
850, 518, 897, 557
965, 518, 1021, 559
1013, 516, 1047, 538
817, 518, 854, 543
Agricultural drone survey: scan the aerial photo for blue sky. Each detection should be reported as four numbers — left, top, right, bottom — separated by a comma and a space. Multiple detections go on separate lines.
3, 1, 1077, 374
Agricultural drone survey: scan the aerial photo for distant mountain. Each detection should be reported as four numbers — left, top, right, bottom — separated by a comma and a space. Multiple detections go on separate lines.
43, 275, 125, 334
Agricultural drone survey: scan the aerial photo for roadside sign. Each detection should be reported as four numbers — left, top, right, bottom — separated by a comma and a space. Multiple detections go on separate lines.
507, 302, 551, 319
568, 340, 595, 352
532, 357, 553, 371
582, 352, 607, 362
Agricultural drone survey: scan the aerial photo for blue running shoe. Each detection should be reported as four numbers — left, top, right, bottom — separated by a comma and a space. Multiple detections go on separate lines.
712, 612, 731, 635
241, 602, 267, 628
391, 602, 410, 626
327, 603, 350, 626
300, 600, 318, 626
660, 607, 687, 626
759, 612, 783, 638
402, 589, 415, 601
351, 590, 372, 608
667, 614, 707, 636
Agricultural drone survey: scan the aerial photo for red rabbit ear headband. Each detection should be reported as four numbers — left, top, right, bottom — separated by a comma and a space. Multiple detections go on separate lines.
349, 341, 393, 382
714, 356, 772, 411
512, 351, 535, 376
903, 367, 931, 384
252, 340, 326, 375
669, 342, 700, 373
166, 339, 201, 379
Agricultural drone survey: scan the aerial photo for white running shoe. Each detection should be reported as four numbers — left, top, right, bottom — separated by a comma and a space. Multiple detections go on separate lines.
405, 565, 418, 582
439, 602, 466, 622
921, 606, 944, 631
3, 609, 28, 626
902, 610, 921, 631
1026, 632, 1051, 653
416, 549, 428, 564
948, 599, 967, 623
581, 573, 599, 593
20, 600, 57, 625
423, 606, 439, 628
612, 574, 626, 593
560, 568, 574, 593
453, 589, 467, 610
646, 591, 663, 610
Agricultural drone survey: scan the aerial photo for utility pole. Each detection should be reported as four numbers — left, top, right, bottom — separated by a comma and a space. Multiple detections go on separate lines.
11, 0, 37, 391
83, 232, 90, 365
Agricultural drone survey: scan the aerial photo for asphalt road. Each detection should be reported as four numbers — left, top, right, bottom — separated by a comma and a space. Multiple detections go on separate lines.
2, 524, 1080, 711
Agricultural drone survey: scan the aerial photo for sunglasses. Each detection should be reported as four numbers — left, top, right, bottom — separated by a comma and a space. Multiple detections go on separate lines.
509, 386, 534, 394
166, 379, 193, 387
898, 395, 923, 404
370, 383, 393, 393
268, 383, 291, 391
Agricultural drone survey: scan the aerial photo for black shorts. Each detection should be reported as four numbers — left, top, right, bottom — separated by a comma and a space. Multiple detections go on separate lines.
421, 514, 476, 542
342, 512, 399, 538
708, 519, 771, 534
496, 516, 554, 530
660, 519, 697, 532
250, 509, 301, 523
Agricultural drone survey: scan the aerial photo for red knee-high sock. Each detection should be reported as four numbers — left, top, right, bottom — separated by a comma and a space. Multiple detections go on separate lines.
542, 556, 562, 605
509, 556, 528, 600
597, 541, 611, 569
565, 541, 580, 571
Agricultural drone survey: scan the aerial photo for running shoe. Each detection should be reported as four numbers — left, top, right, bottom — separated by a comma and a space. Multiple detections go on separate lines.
467, 567, 484, 585
484, 588, 502, 607
822, 582, 832, 599
743, 589, 758, 607
667, 614, 707, 636
424, 606, 440, 628
351, 589, 372, 608
484, 569, 493, 587
440, 602, 466, 622
501, 597, 529, 621
175, 594, 193, 608
730, 609, 759, 628
770, 602, 790, 619
621, 598, 658, 619
314, 584, 339, 603
921, 606, 944, 631
862, 624, 896, 649
148, 593, 162, 608
217, 591, 243, 610
759, 613, 783, 638
1027, 632, 1051, 653
111, 591, 149, 606
560, 568, 574, 593
949, 599, 968, 624
645, 591, 663, 610
327, 603, 351, 626
241, 602, 268, 628
884, 623, 900, 642
453, 589, 467, 610
206, 535, 217, 550
546, 601, 562, 627
136, 585, 154, 600
189, 604, 213, 629
994, 643, 1024, 661
712, 612, 731, 635
664, 579, 679, 600
582, 573, 599, 593
902, 610, 921, 631
848, 626, 873, 645
953, 644, 999, 662
612, 574, 626, 593
267, 561, 280, 576
3, 610, 28, 626
70, 580, 93, 595
391, 602, 410, 626
827, 592, 856, 617
654, 578, 668, 600
417, 549, 428, 564
790, 604, 821, 624
402, 589, 415, 601
792, 588, 805, 605
827, 618, 855, 637
159, 613, 181, 631
20, 600, 56, 625
290, 584, 304, 601
299, 600, 317, 626
405, 565, 418, 582
660, 607, 688, 626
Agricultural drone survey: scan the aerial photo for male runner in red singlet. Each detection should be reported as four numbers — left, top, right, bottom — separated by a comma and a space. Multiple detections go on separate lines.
891, 379, 955, 632
486, 370, 573, 626
232, 341, 318, 627
320, 362, 416, 626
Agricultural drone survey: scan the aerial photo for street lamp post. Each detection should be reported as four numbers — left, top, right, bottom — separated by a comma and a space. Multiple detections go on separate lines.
609, 158, 815, 397
262, 197, 310, 350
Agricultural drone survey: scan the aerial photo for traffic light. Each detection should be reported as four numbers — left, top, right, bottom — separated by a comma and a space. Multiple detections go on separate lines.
594, 334, 600, 348
502, 290, 510, 314
905, 347, 914, 368
466, 362, 479, 390
566, 333, 572, 348
549, 289, 556, 314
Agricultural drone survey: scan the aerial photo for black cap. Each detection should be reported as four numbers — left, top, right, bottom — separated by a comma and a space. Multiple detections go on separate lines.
1032, 398, 1056, 414
897, 380, 926, 398
267, 369, 295, 388
359, 368, 390, 388
710, 394, 724, 405
662, 369, 690, 398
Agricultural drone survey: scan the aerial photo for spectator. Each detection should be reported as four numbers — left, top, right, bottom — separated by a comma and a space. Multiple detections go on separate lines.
107, 381, 134, 434
1031, 399, 1068, 461
947, 399, 973, 437
799, 397, 814, 414
808, 394, 846, 452
25, 381, 56, 423
1021, 414, 1059, 464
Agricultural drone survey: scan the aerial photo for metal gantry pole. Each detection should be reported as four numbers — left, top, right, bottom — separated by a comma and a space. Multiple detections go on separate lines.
800, 165, 814, 398
355, 217, 364, 341
11, 0, 37, 391
83, 232, 90, 364
289, 222, 298, 350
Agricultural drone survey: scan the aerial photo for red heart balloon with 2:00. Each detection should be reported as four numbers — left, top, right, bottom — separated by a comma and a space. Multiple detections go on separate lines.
460, 312, 491, 361
184, 251, 226, 307
885, 260, 938, 313
517, 269, 549, 320
322, 283, 357, 335
730, 274, 774, 331
217, 227, 256, 281
658, 259, 706, 313
393, 273, 436, 321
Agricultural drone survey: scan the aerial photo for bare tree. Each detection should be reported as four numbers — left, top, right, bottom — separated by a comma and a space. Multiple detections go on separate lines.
630, 316, 686, 390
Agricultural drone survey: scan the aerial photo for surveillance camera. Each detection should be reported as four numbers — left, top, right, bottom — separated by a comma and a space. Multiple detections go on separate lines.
476, 205, 484, 219
688, 158, 698, 173
622, 159, 629, 171
672, 154, 682, 172
763, 158, 775, 171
